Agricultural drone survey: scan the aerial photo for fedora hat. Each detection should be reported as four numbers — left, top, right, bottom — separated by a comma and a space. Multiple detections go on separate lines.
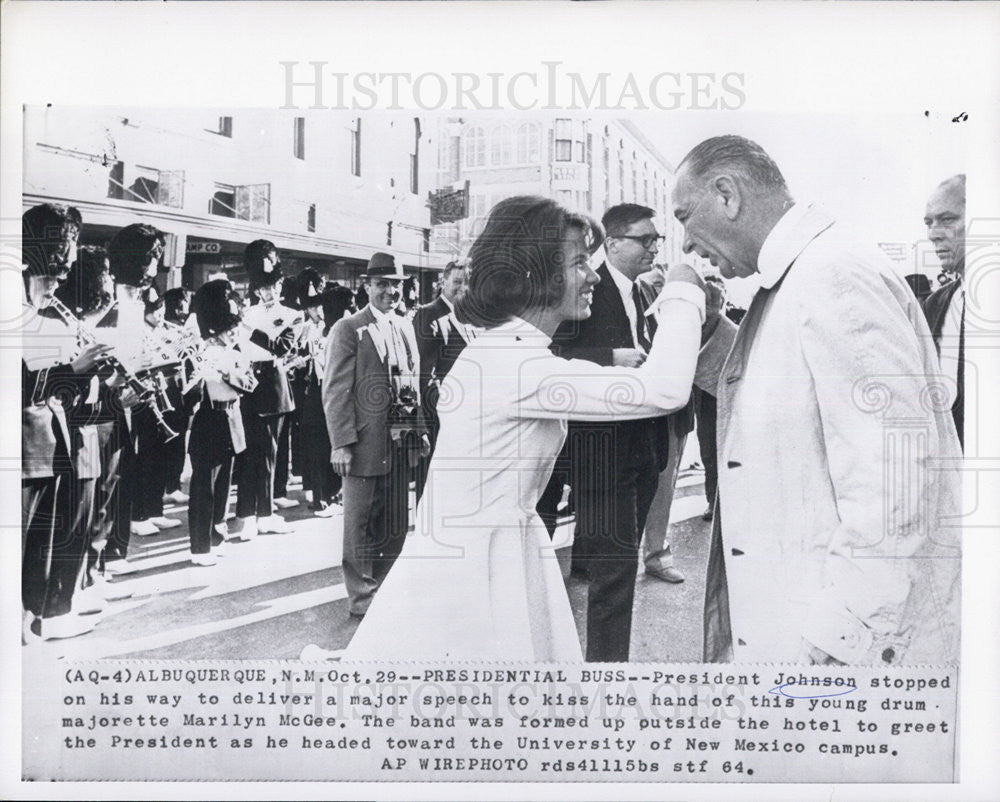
362, 252, 406, 280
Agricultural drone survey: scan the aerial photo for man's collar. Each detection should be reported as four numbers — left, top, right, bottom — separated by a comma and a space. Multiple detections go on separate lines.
440, 294, 455, 312
369, 303, 390, 322
605, 260, 636, 298
756, 203, 836, 289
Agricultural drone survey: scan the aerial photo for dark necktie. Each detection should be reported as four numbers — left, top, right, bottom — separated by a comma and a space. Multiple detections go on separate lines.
631, 283, 652, 353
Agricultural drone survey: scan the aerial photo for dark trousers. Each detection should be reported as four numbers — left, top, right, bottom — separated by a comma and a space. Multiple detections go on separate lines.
340, 445, 409, 615
235, 412, 281, 519
133, 407, 169, 521
101, 418, 135, 565
189, 453, 233, 555
274, 412, 291, 498
572, 424, 659, 662
694, 389, 718, 505
299, 383, 338, 503
162, 412, 188, 494
23, 474, 94, 619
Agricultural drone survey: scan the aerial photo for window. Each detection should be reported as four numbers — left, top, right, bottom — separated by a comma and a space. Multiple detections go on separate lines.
554, 119, 572, 162
490, 125, 513, 166
574, 121, 586, 163
618, 156, 625, 203
422, 228, 431, 253
210, 183, 236, 218
603, 145, 610, 209
293, 117, 305, 160
130, 166, 159, 204
350, 119, 361, 176
217, 116, 233, 137
307, 203, 316, 233
516, 122, 540, 164
632, 166, 638, 201
465, 126, 486, 167
107, 163, 184, 208
107, 161, 125, 200
210, 182, 270, 223
410, 118, 421, 195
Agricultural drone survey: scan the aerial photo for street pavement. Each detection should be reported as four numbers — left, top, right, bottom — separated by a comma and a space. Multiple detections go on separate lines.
23, 440, 714, 664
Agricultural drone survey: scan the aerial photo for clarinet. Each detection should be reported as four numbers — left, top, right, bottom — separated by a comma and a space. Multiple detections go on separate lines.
47, 296, 180, 442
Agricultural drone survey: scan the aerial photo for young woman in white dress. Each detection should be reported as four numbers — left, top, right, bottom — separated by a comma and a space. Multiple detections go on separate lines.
326, 196, 707, 662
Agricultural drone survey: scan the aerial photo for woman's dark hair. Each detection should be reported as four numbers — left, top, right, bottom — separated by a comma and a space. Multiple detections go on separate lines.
457, 196, 603, 328
107, 223, 165, 287
22, 202, 82, 278
54, 245, 111, 317
321, 283, 356, 335
163, 288, 192, 323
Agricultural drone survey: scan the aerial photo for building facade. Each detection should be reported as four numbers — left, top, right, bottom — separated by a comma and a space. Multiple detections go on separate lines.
23, 108, 443, 297
432, 115, 686, 266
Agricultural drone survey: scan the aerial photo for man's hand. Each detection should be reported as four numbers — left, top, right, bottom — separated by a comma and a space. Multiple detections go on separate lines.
612, 348, 647, 368
71, 342, 113, 374
331, 446, 353, 476
665, 262, 706, 290
118, 387, 142, 409
705, 279, 725, 324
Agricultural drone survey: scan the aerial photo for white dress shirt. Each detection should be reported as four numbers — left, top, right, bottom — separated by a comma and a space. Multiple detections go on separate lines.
605, 258, 640, 349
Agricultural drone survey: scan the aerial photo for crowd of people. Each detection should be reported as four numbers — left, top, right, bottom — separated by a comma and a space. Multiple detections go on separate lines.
22, 135, 965, 667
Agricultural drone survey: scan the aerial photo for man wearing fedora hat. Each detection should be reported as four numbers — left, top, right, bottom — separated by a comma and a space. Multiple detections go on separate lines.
323, 252, 428, 617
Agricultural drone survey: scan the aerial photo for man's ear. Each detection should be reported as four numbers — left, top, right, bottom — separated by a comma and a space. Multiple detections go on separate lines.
713, 175, 742, 221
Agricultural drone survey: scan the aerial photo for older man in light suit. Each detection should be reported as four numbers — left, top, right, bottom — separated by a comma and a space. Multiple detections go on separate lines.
672, 135, 962, 666
323, 253, 427, 618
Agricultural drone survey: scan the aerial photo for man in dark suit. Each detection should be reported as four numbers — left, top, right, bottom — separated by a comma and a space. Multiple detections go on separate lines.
921, 174, 965, 448
323, 253, 427, 618
411, 261, 471, 499
550, 203, 671, 662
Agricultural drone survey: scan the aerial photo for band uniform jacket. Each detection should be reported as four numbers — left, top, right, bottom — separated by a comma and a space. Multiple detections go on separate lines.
920, 278, 964, 446
22, 304, 78, 479
703, 204, 962, 666
322, 305, 424, 478
242, 302, 297, 417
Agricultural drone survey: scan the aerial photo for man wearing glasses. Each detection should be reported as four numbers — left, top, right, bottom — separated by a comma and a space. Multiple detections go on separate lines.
550, 203, 680, 662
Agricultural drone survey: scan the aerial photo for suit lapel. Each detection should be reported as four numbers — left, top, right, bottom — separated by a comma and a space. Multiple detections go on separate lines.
596, 263, 632, 343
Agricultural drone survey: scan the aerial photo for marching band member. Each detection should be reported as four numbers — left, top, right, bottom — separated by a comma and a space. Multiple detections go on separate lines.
130, 286, 184, 534
187, 280, 256, 565
162, 287, 194, 505
232, 240, 300, 539
273, 272, 305, 511
22, 203, 111, 640
294, 269, 337, 517
98, 223, 169, 545
53, 246, 133, 614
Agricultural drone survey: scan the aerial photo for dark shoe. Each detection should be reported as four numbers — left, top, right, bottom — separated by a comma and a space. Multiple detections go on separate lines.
701, 505, 714, 521
646, 565, 685, 583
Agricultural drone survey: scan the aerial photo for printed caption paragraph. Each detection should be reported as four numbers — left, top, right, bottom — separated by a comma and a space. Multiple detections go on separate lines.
25, 662, 957, 782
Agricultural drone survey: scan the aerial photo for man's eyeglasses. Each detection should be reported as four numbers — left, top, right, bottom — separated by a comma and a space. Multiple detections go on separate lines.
615, 234, 664, 250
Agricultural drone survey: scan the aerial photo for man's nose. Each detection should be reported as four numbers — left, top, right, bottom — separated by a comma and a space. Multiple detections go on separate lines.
681, 235, 694, 254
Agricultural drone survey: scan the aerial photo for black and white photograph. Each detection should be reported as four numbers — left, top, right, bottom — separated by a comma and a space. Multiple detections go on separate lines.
3, 1, 998, 799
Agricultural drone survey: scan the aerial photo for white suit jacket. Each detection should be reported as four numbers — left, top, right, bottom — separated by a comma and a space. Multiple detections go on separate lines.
704, 204, 962, 666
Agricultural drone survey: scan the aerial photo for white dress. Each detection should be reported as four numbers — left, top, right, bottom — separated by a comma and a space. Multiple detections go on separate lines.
341, 284, 705, 661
